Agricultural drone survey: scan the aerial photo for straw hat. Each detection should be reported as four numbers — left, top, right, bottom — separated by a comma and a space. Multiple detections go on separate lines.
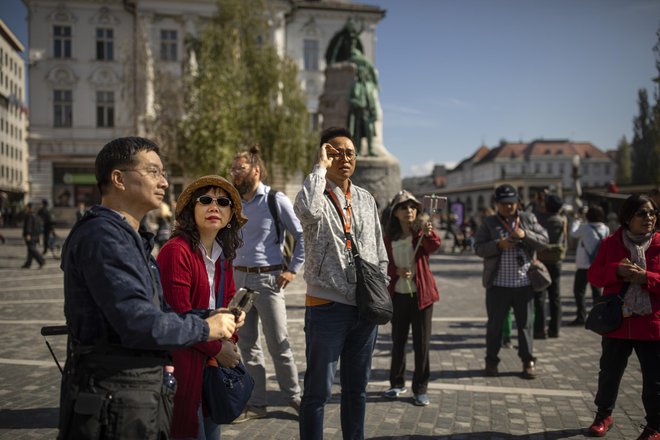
175, 175, 247, 228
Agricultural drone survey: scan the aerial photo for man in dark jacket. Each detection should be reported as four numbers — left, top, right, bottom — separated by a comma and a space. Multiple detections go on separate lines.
58, 137, 243, 440
37, 199, 55, 254
535, 194, 567, 339
21, 203, 45, 269
474, 184, 548, 379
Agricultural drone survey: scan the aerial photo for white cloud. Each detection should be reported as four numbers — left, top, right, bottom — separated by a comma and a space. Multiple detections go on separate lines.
408, 160, 436, 176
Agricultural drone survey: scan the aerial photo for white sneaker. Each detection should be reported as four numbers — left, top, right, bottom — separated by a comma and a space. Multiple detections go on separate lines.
383, 387, 407, 399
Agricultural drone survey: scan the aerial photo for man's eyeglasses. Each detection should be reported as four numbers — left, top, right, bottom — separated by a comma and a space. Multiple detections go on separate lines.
634, 209, 658, 218
230, 165, 251, 176
196, 195, 232, 207
327, 149, 356, 161
120, 167, 168, 180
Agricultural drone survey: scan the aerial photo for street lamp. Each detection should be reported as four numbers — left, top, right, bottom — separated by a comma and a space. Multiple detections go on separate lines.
572, 154, 583, 209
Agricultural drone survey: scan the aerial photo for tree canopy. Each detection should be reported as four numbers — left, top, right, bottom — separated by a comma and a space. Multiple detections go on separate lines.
176, 0, 314, 178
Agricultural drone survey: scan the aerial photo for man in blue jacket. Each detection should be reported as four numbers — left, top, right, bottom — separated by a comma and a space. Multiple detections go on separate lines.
58, 137, 241, 439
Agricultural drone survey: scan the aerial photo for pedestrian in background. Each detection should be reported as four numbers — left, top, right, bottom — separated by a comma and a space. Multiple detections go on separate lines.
586, 194, 660, 439
57, 137, 241, 439
21, 202, 45, 269
294, 127, 388, 440
474, 184, 548, 379
157, 175, 247, 440
569, 205, 609, 326
230, 146, 304, 422
382, 190, 440, 406
37, 199, 55, 255
535, 194, 567, 339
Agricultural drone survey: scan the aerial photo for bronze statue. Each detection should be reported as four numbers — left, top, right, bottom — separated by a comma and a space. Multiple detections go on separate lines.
326, 19, 379, 156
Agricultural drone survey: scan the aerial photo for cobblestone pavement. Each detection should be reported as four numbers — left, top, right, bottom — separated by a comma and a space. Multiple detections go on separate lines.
0, 228, 645, 439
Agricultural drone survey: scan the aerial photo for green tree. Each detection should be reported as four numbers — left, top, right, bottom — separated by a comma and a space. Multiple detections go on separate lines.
631, 88, 656, 184
177, 0, 314, 178
615, 135, 632, 185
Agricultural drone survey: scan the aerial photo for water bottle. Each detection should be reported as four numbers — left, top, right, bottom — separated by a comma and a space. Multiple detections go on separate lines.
163, 365, 177, 393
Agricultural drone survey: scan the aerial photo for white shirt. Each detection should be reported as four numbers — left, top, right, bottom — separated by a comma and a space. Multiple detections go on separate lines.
200, 241, 222, 309
391, 236, 416, 294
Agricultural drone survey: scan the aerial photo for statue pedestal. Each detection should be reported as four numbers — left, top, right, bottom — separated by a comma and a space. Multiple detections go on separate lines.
320, 63, 401, 209
352, 155, 401, 211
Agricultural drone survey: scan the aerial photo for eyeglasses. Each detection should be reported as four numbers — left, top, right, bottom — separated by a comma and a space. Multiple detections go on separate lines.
196, 195, 232, 207
230, 165, 251, 176
120, 167, 168, 180
634, 209, 658, 218
327, 149, 356, 161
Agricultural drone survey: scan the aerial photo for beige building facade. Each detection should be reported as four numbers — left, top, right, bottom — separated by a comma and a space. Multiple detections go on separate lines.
24, 0, 384, 221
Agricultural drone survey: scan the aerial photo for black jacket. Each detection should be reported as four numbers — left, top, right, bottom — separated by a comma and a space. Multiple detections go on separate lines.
60, 205, 209, 349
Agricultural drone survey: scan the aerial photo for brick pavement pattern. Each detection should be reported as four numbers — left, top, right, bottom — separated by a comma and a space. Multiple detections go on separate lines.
0, 228, 645, 439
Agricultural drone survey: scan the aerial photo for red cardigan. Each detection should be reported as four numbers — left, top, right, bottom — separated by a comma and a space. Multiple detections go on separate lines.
384, 229, 441, 310
157, 236, 237, 438
588, 228, 660, 340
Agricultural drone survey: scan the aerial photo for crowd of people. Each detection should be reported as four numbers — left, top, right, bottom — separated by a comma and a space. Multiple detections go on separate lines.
46, 130, 659, 440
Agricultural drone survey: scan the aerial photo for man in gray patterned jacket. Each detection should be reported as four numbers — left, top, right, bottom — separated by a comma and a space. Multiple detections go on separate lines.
474, 184, 548, 380
294, 126, 388, 440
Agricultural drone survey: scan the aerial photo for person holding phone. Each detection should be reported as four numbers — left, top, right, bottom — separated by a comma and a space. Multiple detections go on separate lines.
382, 190, 441, 406
585, 194, 660, 439
474, 184, 548, 379
157, 175, 248, 440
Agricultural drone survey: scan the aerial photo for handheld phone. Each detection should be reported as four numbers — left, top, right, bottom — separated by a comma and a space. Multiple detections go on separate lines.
228, 287, 256, 318
422, 195, 448, 213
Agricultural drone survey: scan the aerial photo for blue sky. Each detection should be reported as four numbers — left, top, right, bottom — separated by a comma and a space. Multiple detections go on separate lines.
3, 0, 659, 177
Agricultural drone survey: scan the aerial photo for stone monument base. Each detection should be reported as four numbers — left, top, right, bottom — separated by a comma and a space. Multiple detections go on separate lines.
352, 155, 401, 212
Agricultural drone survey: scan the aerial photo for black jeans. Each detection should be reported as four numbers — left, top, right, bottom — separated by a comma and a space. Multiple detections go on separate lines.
595, 337, 660, 429
486, 285, 534, 365
573, 269, 602, 321
24, 238, 45, 267
534, 262, 562, 335
389, 293, 433, 394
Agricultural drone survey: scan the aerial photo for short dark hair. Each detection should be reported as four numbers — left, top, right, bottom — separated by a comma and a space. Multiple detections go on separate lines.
319, 127, 354, 147
585, 205, 605, 223
618, 194, 658, 228
95, 137, 160, 195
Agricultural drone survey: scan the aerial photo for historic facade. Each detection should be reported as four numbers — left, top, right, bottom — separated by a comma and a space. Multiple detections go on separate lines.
0, 19, 28, 204
24, 0, 384, 221
404, 139, 617, 221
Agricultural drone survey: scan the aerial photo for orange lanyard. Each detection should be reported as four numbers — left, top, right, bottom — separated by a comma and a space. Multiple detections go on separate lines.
326, 188, 353, 251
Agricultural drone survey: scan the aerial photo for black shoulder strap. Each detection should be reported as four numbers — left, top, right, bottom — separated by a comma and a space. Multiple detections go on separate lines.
267, 190, 282, 243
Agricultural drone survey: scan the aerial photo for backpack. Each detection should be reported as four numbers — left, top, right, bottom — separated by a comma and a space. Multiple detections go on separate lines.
266, 190, 297, 270
581, 224, 605, 264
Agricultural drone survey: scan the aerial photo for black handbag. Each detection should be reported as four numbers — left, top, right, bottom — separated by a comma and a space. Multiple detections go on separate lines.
203, 361, 254, 424
585, 283, 630, 335
325, 190, 393, 325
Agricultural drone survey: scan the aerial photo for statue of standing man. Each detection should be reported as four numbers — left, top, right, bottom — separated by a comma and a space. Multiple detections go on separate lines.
325, 19, 379, 156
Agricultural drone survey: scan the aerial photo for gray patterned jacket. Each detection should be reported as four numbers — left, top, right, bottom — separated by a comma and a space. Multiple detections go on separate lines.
294, 166, 388, 305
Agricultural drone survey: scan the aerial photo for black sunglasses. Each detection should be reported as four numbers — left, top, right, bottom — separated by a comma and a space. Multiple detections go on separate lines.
634, 209, 658, 218
196, 195, 232, 207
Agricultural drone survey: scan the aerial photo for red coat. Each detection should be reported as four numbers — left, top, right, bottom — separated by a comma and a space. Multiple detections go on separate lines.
157, 236, 237, 438
587, 228, 660, 340
384, 230, 441, 310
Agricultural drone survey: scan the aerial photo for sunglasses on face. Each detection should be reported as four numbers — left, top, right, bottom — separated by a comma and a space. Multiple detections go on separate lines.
634, 209, 658, 218
196, 195, 232, 207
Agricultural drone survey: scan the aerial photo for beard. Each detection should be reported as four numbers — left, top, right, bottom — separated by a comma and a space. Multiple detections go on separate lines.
234, 175, 256, 197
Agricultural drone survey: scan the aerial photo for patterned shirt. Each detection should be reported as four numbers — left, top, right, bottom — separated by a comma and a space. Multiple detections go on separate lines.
493, 217, 531, 287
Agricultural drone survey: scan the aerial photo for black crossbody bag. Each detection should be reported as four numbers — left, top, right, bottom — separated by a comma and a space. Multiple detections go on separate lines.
585, 283, 630, 335
325, 191, 393, 325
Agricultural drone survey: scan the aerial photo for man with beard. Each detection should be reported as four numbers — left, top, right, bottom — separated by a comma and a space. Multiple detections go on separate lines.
230, 145, 304, 422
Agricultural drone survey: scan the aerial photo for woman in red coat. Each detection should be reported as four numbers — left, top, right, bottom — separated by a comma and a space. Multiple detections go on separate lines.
158, 175, 248, 440
382, 190, 441, 407
587, 194, 660, 440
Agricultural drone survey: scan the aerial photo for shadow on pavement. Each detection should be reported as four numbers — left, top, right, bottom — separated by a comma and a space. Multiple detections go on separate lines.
368, 427, 585, 439
0, 407, 59, 429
